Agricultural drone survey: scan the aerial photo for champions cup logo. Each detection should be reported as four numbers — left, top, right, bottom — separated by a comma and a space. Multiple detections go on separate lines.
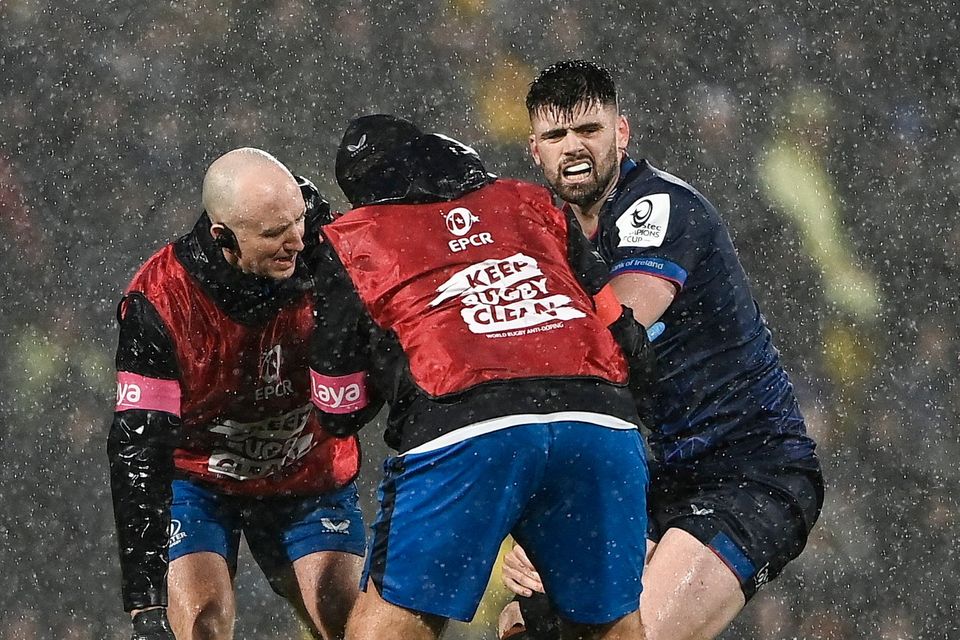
444, 207, 479, 237
428, 252, 586, 336
630, 199, 653, 228
616, 193, 671, 248
259, 345, 282, 384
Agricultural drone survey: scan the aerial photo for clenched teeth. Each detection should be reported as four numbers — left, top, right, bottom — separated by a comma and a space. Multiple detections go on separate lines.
563, 162, 592, 176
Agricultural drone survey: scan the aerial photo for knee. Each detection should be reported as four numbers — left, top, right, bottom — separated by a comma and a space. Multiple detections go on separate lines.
179, 598, 235, 640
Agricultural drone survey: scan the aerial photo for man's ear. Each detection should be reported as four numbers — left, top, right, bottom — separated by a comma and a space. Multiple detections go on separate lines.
616, 115, 630, 155
528, 133, 542, 167
210, 222, 240, 253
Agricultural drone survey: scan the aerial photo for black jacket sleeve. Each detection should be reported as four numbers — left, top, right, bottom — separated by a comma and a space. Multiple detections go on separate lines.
564, 210, 659, 421
606, 306, 658, 422
108, 294, 182, 612
563, 208, 612, 296
310, 240, 386, 436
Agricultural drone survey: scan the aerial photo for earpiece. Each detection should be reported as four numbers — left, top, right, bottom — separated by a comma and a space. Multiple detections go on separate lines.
212, 222, 241, 257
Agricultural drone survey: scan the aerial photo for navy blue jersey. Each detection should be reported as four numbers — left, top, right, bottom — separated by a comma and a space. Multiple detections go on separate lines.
593, 158, 817, 465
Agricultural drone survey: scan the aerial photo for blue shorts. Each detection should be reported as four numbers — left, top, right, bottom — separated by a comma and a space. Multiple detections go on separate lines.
362, 421, 648, 624
647, 441, 824, 600
169, 479, 366, 594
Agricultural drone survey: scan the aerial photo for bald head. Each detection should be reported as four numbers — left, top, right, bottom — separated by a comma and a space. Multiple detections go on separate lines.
201, 148, 307, 280
202, 147, 300, 226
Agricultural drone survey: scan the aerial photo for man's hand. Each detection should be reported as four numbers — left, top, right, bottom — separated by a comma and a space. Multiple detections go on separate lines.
501, 544, 545, 597
130, 608, 174, 640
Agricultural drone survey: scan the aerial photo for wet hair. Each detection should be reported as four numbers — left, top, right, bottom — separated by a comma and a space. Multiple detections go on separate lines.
526, 59, 618, 120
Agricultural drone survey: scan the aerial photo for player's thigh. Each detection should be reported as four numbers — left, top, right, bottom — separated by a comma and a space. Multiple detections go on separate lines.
347, 582, 446, 640
166, 479, 242, 637
292, 550, 364, 635
641, 528, 744, 640
515, 422, 648, 626
647, 458, 822, 600
167, 480, 241, 599
364, 426, 548, 623
243, 482, 366, 603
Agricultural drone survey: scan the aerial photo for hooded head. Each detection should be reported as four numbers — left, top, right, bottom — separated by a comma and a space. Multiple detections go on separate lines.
335, 114, 423, 207
336, 114, 496, 208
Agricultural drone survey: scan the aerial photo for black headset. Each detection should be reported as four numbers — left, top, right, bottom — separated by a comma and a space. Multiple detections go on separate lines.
209, 218, 241, 257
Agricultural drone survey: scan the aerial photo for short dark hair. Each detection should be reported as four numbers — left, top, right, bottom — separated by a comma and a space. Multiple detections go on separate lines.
526, 60, 618, 120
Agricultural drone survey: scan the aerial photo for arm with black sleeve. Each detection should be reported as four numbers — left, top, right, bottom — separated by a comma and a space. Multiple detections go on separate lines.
107, 293, 182, 624
295, 174, 334, 268
309, 239, 386, 436
562, 208, 658, 416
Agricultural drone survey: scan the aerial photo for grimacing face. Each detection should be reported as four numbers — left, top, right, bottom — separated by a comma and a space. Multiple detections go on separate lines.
528, 101, 629, 210
223, 190, 306, 280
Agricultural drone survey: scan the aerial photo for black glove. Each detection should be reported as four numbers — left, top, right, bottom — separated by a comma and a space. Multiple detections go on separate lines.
517, 592, 561, 640
607, 306, 659, 423
131, 609, 175, 640
295, 175, 333, 267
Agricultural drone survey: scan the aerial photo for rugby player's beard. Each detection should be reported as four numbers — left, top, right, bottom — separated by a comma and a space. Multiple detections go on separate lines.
550, 149, 620, 210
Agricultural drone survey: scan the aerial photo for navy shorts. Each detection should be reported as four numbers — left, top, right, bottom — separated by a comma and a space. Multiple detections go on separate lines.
168, 479, 366, 595
647, 443, 824, 600
362, 421, 648, 624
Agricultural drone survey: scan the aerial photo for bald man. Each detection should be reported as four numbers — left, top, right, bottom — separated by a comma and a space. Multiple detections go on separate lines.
108, 148, 364, 640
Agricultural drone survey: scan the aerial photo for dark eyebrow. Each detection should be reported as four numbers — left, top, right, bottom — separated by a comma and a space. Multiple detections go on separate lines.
540, 126, 568, 139
540, 121, 604, 139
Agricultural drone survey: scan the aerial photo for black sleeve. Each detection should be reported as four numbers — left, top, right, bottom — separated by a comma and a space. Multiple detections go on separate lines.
563, 208, 611, 295
108, 294, 182, 612
310, 239, 386, 436
115, 293, 179, 378
295, 174, 333, 269
607, 307, 659, 424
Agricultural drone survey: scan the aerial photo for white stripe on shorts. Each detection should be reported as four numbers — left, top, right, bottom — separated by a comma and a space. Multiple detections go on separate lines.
402, 411, 639, 456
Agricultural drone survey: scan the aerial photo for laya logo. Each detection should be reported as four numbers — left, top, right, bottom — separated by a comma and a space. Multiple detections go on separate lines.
313, 381, 362, 409
428, 253, 585, 336
168, 519, 187, 547
311, 370, 369, 414
616, 193, 670, 248
444, 206, 494, 252
321, 518, 351, 534
117, 381, 141, 405
346, 134, 367, 154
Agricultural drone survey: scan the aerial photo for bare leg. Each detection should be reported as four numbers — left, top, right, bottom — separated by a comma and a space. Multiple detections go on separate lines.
290, 551, 363, 640
640, 528, 744, 640
168, 552, 236, 640
499, 532, 742, 640
345, 583, 446, 640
